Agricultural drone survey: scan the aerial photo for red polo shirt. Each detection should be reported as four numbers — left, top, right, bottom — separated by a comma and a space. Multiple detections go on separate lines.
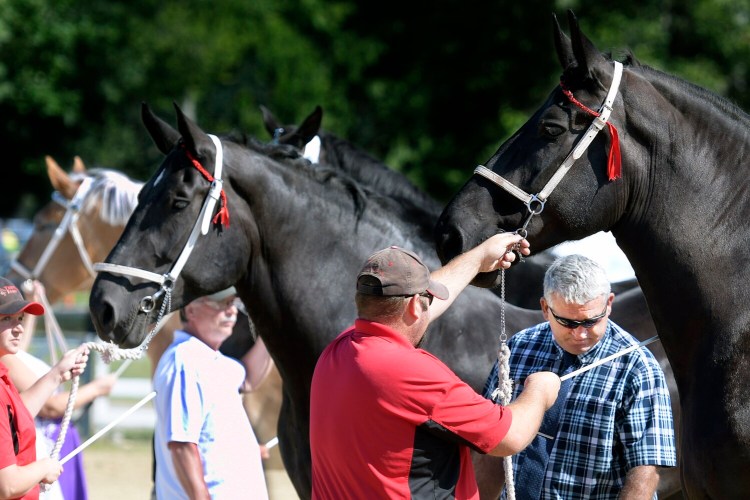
310, 319, 512, 499
0, 361, 39, 500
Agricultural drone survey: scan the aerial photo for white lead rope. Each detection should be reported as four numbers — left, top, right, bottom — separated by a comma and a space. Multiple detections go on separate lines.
560, 335, 659, 382
535, 335, 661, 441
60, 391, 156, 465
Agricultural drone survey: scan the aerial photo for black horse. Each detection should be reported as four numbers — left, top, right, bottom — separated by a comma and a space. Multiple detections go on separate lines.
88, 104, 544, 497
88, 104, 679, 497
260, 104, 590, 310
436, 11, 745, 499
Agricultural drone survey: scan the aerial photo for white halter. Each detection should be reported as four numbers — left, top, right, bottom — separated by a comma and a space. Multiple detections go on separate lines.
11, 176, 97, 281
93, 134, 225, 313
474, 61, 623, 236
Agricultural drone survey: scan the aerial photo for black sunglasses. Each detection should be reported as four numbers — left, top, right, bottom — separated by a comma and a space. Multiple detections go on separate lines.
419, 292, 434, 306
548, 304, 607, 329
402, 292, 434, 305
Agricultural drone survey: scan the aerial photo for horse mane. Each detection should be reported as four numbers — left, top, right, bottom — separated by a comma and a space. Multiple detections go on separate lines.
228, 133, 371, 220
318, 132, 442, 215
71, 168, 144, 226
626, 54, 750, 126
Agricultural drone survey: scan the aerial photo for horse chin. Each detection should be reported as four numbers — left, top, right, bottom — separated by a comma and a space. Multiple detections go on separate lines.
470, 271, 502, 288
102, 314, 152, 349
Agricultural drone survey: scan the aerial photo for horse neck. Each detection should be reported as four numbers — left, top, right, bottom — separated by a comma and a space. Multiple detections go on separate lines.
230, 154, 425, 398
623, 69, 750, 229
613, 71, 750, 375
319, 133, 442, 216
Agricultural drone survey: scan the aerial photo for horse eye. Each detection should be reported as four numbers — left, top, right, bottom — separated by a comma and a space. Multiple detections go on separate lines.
539, 121, 566, 138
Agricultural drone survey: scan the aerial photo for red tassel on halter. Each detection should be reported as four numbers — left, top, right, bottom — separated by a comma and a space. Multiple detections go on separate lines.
182, 145, 230, 228
560, 83, 622, 181
213, 191, 230, 227
606, 122, 621, 181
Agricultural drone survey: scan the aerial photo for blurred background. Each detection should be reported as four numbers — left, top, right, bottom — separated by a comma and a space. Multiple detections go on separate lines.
2, 0, 750, 218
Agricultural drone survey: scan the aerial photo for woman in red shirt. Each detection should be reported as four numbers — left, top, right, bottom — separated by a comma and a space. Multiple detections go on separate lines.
0, 278, 88, 500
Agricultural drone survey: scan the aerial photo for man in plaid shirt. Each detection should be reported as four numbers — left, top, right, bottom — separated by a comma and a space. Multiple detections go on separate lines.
481, 254, 676, 499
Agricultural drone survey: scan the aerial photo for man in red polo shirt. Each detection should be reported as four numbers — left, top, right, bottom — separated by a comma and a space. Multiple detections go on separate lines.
310, 233, 561, 499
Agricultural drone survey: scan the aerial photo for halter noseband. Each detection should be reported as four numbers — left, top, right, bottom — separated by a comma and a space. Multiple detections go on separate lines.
11, 176, 98, 281
474, 61, 623, 236
93, 134, 227, 313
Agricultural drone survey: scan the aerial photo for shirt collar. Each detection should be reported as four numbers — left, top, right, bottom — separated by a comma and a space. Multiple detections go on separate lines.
354, 318, 414, 349
548, 320, 613, 364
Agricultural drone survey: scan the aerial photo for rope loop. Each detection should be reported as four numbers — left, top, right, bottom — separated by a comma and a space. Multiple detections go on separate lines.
47, 288, 172, 468
492, 269, 516, 499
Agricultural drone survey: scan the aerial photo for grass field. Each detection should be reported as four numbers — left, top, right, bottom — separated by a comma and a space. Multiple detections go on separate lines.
83, 435, 298, 499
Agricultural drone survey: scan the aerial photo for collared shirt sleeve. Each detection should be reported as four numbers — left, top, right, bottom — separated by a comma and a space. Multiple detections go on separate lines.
164, 353, 206, 444
618, 352, 678, 468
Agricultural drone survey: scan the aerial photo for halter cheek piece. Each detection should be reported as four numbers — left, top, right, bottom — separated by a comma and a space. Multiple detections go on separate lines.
474, 61, 624, 237
93, 134, 227, 313
11, 176, 98, 281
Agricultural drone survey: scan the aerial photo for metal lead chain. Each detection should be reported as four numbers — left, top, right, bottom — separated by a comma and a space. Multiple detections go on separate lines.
499, 268, 507, 343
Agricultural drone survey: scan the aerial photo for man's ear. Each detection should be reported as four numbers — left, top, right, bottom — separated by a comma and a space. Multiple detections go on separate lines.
183, 304, 194, 323
405, 295, 423, 320
540, 297, 550, 321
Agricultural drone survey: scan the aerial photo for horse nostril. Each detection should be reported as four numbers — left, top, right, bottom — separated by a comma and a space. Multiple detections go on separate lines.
435, 225, 464, 265
93, 300, 117, 341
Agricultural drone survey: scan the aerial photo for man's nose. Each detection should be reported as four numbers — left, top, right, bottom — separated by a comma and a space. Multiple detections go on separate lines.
571, 327, 589, 339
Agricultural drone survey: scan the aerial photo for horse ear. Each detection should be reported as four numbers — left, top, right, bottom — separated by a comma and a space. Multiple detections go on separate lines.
142, 102, 181, 155
173, 102, 211, 156
295, 106, 323, 144
72, 156, 86, 174
260, 105, 281, 137
567, 10, 607, 81
46, 156, 78, 200
553, 13, 574, 70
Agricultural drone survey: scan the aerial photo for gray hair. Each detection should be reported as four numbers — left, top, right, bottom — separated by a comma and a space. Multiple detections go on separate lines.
543, 254, 611, 305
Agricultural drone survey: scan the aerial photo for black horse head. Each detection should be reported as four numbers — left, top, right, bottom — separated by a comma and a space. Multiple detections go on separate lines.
436, 11, 630, 288
436, 10, 750, 499
89, 103, 249, 347
261, 104, 323, 149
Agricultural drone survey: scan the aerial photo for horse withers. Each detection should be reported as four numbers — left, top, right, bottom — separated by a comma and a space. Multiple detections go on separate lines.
435, 11, 749, 499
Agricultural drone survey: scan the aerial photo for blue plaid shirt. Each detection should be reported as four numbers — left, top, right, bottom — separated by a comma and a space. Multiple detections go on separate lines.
484, 320, 677, 499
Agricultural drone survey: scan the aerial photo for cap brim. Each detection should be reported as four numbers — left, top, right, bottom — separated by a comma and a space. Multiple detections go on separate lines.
427, 280, 450, 301
0, 300, 44, 316
206, 287, 237, 301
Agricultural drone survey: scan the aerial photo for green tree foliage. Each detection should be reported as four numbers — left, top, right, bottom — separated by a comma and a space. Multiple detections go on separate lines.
1, 0, 749, 216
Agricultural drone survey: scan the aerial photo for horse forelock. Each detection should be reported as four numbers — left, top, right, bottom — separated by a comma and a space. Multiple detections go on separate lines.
76, 169, 144, 226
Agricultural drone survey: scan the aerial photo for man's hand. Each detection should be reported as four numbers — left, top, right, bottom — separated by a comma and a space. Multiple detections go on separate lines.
476, 233, 531, 273
524, 371, 562, 410
55, 346, 90, 382
38, 458, 63, 484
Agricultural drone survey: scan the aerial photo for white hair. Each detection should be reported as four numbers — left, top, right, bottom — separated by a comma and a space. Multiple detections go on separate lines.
543, 254, 611, 304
